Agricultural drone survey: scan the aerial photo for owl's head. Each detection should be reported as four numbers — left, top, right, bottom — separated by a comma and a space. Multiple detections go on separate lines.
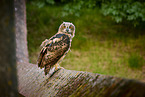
58, 22, 75, 38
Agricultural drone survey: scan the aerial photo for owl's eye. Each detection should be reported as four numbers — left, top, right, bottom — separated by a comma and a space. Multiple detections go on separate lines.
69, 25, 73, 29
63, 25, 66, 28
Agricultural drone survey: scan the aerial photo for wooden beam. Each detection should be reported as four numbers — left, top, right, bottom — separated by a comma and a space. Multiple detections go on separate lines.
17, 62, 145, 97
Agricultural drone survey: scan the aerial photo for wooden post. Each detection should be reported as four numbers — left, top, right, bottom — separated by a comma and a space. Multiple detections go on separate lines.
15, 0, 29, 63
0, 0, 18, 96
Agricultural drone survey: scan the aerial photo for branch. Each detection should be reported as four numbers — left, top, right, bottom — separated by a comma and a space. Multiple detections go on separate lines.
17, 62, 145, 97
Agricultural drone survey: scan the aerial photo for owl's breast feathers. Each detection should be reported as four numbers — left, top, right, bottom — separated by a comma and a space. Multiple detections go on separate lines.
37, 33, 70, 75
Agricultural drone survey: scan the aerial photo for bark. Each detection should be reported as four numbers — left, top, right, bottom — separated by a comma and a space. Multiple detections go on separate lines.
17, 62, 145, 97
0, 0, 18, 96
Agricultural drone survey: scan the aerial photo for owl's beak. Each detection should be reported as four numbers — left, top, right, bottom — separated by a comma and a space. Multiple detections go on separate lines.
66, 28, 69, 32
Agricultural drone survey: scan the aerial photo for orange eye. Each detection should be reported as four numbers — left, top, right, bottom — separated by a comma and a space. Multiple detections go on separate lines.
69, 25, 72, 29
63, 25, 66, 28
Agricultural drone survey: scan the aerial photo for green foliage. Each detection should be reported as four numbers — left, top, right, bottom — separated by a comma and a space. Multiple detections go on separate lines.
128, 54, 144, 69
62, 1, 83, 17
62, 0, 98, 17
101, 0, 145, 26
31, 0, 55, 8
29, 0, 145, 26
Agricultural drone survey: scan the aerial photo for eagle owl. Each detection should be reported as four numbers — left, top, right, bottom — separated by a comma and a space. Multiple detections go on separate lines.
37, 22, 75, 75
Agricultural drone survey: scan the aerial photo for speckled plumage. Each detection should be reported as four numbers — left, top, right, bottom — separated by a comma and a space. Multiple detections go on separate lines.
37, 22, 75, 75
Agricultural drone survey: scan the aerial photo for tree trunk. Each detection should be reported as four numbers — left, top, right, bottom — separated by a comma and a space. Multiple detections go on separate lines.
0, 0, 18, 96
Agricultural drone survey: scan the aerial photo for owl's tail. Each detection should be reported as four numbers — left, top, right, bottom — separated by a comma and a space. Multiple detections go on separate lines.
37, 47, 47, 68
44, 65, 51, 75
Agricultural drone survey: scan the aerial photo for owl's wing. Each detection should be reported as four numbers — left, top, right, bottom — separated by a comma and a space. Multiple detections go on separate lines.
37, 34, 58, 68
37, 34, 70, 75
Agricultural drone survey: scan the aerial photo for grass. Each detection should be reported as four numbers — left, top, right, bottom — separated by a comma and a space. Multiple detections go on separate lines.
128, 54, 144, 69
27, 4, 145, 82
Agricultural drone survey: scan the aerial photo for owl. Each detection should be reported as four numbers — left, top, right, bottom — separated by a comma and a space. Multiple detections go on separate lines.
37, 22, 75, 75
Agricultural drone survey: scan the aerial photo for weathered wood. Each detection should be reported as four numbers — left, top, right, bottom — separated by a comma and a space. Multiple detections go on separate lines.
15, 0, 29, 63
0, 0, 18, 96
17, 62, 145, 97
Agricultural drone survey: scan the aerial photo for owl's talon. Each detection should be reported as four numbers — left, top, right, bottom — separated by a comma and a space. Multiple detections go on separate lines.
55, 63, 64, 71
55, 67, 58, 71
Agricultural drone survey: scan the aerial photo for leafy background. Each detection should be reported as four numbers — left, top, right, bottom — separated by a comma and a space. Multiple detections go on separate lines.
27, 0, 145, 82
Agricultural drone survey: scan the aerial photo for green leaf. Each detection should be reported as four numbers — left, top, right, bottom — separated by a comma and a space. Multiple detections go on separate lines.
46, 0, 55, 5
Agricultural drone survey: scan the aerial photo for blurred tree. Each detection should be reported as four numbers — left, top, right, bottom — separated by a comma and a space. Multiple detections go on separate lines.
0, 0, 18, 96
101, 0, 145, 26
28, 0, 145, 26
